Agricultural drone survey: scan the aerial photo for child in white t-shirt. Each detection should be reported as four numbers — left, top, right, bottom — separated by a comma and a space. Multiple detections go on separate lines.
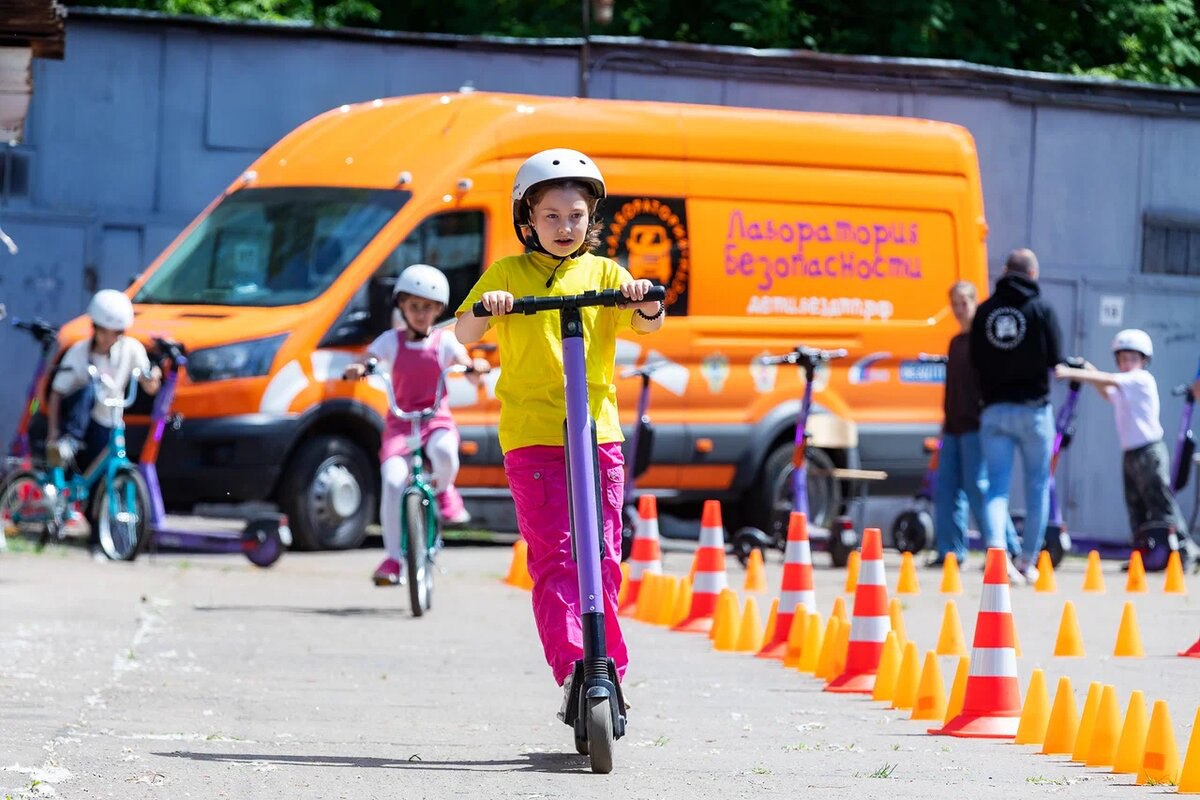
1055, 329, 1193, 563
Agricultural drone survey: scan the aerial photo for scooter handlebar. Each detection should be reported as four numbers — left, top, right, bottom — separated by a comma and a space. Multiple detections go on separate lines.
757, 346, 849, 367
471, 286, 667, 318
12, 317, 59, 347
620, 359, 672, 380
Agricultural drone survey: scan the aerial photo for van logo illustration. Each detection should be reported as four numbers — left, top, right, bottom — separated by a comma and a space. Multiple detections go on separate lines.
603, 196, 689, 315
985, 307, 1027, 350
700, 352, 730, 394
849, 352, 890, 385
749, 351, 778, 393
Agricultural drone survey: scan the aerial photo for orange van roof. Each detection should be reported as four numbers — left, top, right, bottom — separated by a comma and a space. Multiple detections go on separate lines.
247, 92, 978, 191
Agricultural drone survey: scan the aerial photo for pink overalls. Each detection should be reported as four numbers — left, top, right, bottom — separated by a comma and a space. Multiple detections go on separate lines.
379, 328, 465, 521
505, 442, 629, 685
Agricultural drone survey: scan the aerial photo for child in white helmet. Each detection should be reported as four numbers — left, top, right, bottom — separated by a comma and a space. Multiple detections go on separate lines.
454, 148, 665, 719
46, 289, 162, 473
1055, 329, 1195, 563
343, 264, 489, 586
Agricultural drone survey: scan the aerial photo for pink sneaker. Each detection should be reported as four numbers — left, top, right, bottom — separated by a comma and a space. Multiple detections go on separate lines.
372, 558, 404, 586
437, 487, 471, 527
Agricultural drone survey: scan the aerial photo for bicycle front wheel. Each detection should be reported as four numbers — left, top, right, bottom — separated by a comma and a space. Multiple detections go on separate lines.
404, 490, 433, 616
93, 467, 150, 562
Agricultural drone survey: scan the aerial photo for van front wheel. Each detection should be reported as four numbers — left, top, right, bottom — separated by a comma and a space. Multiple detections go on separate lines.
280, 435, 375, 551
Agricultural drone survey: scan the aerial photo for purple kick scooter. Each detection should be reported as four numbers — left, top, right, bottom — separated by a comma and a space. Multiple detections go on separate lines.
473, 287, 662, 774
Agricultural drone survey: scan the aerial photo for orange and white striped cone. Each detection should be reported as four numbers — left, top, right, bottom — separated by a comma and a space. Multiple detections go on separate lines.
672, 500, 729, 633
758, 512, 817, 659
618, 494, 663, 616
826, 527, 890, 694
930, 548, 1022, 738
1180, 635, 1200, 658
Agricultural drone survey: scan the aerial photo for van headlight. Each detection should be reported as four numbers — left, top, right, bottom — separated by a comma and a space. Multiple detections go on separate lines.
187, 335, 286, 383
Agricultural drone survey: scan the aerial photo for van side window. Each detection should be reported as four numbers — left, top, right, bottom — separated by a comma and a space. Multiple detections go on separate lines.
320, 211, 485, 347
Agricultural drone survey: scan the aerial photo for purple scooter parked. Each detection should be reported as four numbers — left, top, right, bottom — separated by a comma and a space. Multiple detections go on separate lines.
472, 287, 659, 774
5, 316, 61, 471
140, 338, 291, 567
618, 360, 667, 562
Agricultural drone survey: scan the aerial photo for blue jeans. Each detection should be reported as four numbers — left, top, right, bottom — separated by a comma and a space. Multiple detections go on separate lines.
980, 402, 1055, 564
934, 431, 1019, 563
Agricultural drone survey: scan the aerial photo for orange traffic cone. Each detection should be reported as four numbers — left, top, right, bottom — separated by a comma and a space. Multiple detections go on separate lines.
619, 495, 663, 614
827, 528, 892, 694
781, 606, 809, 668
634, 572, 661, 623
1113, 602, 1144, 657
503, 539, 534, 590
1014, 669, 1050, 746
1126, 550, 1148, 593
655, 575, 680, 627
815, 616, 843, 681
1165, 550, 1187, 594
1137, 700, 1181, 786
670, 576, 693, 628
761, 598, 779, 644
1033, 550, 1057, 592
1053, 601, 1085, 657
735, 596, 765, 652
616, 562, 631, 607
1083, 550, 1106, 592
758, 512, 818, 659
844, 550, 860, 593
1085, 684, 1121, 768
911, 650, 947, 721
891, 640, 920, 711
673, 500, 729, 633
831, 615, 852, 679
744, 548, 767, 593
830, 595, 850, 625
1180, 636, 1200, 658
889, 598, 908, 648
1042, 676, 1079, 756
936, 600, 967, 657
1071, 682, 1103, 763
896, 551, 920, 595
1113, 690, 1149, 775
931, 548, 1023, 738
798, 610, 824, 675
939, 656, 970, 729
712, 590, 741, 652
872, 631, 901, 702
1177, 707, 1200, 793
940, 552, 963, 595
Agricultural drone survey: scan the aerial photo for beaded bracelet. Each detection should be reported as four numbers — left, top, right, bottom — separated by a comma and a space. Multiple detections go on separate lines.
635, 301, 665, 321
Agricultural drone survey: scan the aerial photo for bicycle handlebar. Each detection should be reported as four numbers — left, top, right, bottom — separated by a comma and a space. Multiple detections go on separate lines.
471, 286, 667, 318
756, 345, 849, 367
88, 365, 142, 409
358, 361, 472, 421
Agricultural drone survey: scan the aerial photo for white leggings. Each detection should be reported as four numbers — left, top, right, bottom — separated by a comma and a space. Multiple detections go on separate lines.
379, 427, 459, 561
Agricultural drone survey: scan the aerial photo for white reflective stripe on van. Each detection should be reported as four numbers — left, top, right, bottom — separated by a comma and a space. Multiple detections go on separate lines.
850, 615, 890, 643
980, 585, 1012, 613
259, 360, 308, 415
779, 590, 816, 614
968, 648, 1018, 678
692, 571, 728, 595
698, 525, 725, 548
784, 540, 812, 563
858, 559, 885, 586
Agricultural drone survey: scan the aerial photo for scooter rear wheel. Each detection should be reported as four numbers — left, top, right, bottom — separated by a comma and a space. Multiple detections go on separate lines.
731, 526, 773, 567
243, 521, 284, 568
586, 697, 614, 774
891, 509, 932, 554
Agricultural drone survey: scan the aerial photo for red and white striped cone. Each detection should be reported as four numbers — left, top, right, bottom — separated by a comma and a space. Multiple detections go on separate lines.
1179, 636, 1200, 658
618, 494, 663, 616
672, 500, 729, 633
758, 512, 817, 659
930, 547, 1022, 738
825, 527, 890, 693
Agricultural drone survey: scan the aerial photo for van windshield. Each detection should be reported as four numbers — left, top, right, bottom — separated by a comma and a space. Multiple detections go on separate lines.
134, 187, 410, 307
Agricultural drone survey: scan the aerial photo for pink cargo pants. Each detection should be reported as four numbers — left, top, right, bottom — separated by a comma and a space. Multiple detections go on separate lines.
504, 442, 629, 686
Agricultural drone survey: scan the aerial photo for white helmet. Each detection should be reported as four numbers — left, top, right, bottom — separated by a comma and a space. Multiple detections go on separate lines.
1112, 328, 1153, 360
87, 289, 134, 331
511, 148, 606, 250
392, 264, 449, 306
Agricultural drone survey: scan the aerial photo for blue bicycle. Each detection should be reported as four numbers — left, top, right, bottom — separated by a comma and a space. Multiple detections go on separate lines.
0, 366, 151, 560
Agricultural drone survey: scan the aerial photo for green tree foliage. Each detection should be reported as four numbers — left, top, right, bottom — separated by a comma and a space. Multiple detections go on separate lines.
67, 0, 1200, 87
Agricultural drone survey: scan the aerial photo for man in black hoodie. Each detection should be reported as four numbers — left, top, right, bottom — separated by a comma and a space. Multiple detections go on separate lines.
970, 249, 1064, 584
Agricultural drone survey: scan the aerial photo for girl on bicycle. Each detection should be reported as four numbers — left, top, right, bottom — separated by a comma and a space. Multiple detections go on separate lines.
343, 264, 488, 586
46, 290, 161, 473
454, 149, 665, 717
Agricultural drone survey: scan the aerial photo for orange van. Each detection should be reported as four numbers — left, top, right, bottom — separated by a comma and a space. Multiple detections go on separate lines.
56, 91, 988, 550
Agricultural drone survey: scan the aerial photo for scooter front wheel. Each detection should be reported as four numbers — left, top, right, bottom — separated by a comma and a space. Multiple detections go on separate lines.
731, 526, 773, 567
891, 509, 932, 554
586, 696, 614, 774
243, 520, 284, 568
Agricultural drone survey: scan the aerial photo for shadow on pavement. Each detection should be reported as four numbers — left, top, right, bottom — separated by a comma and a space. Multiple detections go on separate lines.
154, 750, 590, 774
192, 605, 411, 618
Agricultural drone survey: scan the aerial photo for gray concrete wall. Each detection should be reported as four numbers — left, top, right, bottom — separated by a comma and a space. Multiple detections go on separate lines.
2, 14, 1198, 541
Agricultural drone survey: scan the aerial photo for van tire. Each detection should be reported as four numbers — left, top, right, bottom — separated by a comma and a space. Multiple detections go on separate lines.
750, 442, 841, 541
280, 435, 375, 551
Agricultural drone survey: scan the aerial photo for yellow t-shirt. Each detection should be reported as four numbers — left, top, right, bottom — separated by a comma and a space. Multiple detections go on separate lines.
457, 251, 638, 453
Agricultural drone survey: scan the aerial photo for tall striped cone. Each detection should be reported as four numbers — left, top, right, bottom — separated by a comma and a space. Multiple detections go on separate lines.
673, 500, 729, 633
931, 548, 1022, 738
758, 512, 817, 659
1180, 636, 1200, 658
826, 528, 891, 693
619, 495, 663, 615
